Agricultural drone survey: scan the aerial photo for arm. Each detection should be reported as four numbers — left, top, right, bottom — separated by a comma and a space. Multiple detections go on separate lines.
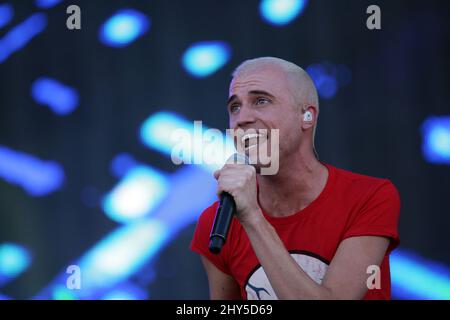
243, 213, 389, 299
201, 256, 242, 300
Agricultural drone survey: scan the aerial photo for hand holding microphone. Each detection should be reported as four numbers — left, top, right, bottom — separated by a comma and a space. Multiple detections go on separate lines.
209, 153, 261, 254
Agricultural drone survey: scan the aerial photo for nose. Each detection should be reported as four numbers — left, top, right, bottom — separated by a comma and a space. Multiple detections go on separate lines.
232, 104, 256, 129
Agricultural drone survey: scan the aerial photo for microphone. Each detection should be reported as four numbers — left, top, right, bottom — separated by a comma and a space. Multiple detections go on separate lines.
209, 153, 250, 254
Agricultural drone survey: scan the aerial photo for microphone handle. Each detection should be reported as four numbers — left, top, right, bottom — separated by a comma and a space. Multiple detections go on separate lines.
209, 192, 236, 254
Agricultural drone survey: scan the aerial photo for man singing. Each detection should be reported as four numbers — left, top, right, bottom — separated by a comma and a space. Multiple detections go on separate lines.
190, 57, 400, 300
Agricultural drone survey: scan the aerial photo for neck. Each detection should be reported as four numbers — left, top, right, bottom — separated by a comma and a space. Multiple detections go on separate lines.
256, 149, 328, 218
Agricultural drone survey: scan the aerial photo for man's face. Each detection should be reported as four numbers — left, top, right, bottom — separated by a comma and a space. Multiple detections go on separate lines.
227, 65, 302, 168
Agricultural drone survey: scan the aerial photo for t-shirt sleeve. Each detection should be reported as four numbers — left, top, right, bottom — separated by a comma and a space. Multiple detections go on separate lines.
342, 180, 401, 252
190, 202, 232, 275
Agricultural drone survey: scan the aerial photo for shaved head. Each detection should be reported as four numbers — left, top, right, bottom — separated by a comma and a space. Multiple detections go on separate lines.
232, 57, 319, 112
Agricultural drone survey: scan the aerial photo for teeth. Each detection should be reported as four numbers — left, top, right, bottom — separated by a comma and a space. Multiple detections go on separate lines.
241, 133, 262, 143
241, 133, 266, 149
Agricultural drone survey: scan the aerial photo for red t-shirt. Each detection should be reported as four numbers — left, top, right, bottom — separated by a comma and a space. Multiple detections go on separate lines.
190, 163, 400, 300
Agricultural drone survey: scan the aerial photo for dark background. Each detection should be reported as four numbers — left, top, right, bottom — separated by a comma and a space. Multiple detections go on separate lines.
0, 0, 449, 299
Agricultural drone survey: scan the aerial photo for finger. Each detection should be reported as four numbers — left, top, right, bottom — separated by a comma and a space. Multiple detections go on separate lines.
219, 164, 250, 174
217, 176, 246, 195
223, 163, 246, 169
218, 167, 253, 179
216, 179, 231, 197
216, 181, 236, 197
216, 184, 235, 198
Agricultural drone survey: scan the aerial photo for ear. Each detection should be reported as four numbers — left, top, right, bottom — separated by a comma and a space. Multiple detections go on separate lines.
301, 105, 317, 130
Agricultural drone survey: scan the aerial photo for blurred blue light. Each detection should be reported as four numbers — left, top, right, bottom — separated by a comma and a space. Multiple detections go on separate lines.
0, 293, 11, 300
110, 153, 138, 178
35, 166, 218, 300
317, 76, 337, 99
35, 0, 62, 9
0, 243, 31, 283
0, 4, 14, 29
99, 9, 150, 48
140, 111, 235, 172
140, 111, 193, 155
306, 64, 338, 99
260, 0, 308, 26
31, 77, 79, 115
102, 166, 169, 223
391, 249, 450, 300
51, 285, 77, 300
150, 165, 218, 228
0, 145, 65, 197
102, 283, 148, 300
306, 62, 351, 99
103, 291, 136, 300
0, 13, 47, 63
182, 41, 231, 78
421, 116, 450, 165
78, 219, 169, 291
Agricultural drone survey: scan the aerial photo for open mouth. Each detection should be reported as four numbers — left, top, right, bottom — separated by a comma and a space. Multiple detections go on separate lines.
241, 132, 268, 150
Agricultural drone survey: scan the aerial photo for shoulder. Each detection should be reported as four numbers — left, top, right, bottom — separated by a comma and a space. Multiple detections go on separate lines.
194, 201, 221, 236
198, 201, 220, 225
329, 165, 402, 250
195, 201, 242, 241
330, 164, 400, 202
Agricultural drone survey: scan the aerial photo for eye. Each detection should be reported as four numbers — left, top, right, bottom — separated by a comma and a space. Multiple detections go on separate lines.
229, 104, 241, 114
256, 97, 270, 105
